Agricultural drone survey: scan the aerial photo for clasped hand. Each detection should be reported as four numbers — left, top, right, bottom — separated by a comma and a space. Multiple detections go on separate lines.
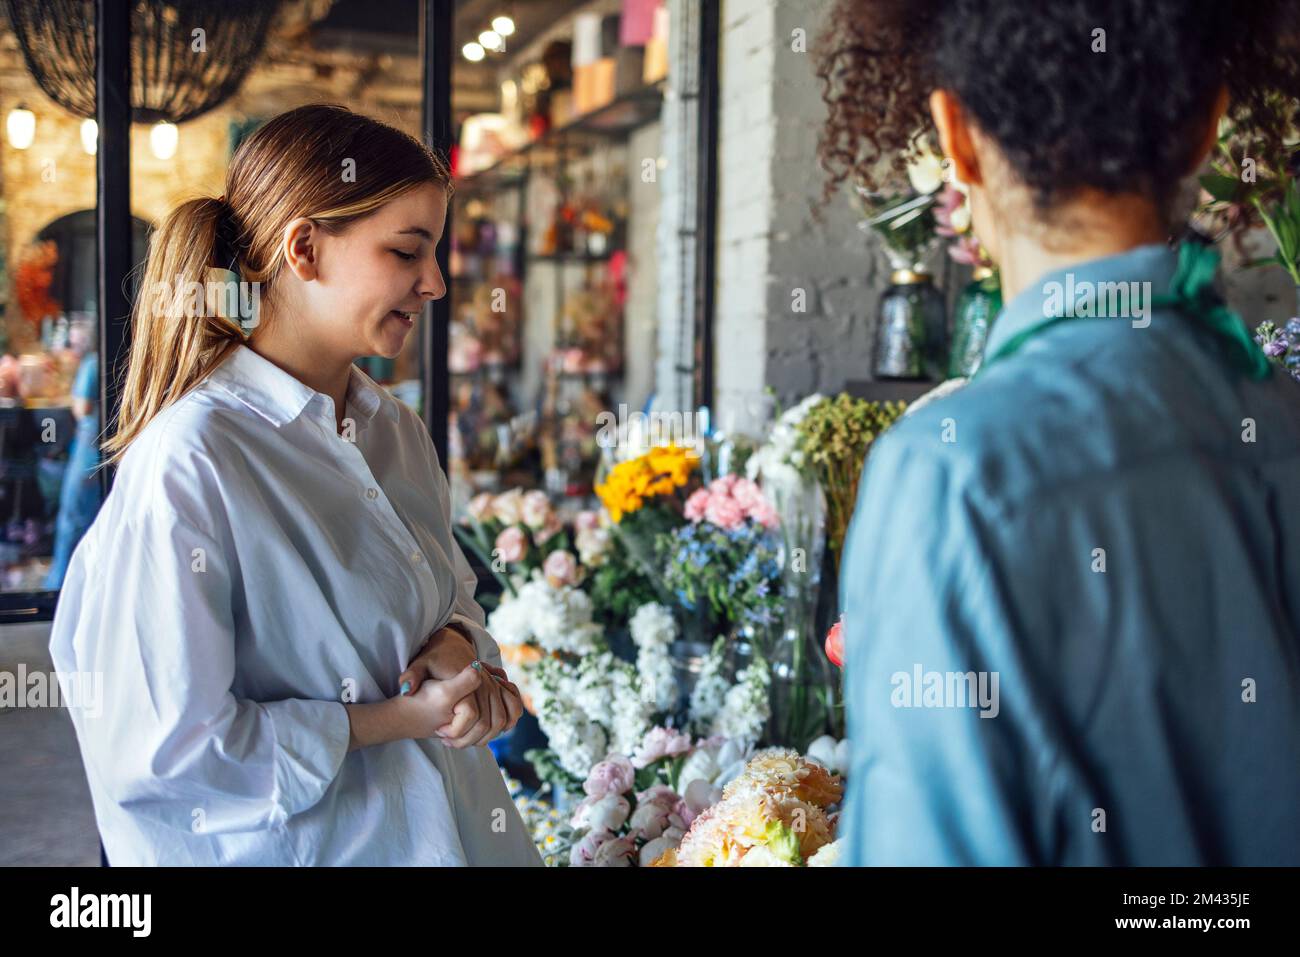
395, 625, 523, 748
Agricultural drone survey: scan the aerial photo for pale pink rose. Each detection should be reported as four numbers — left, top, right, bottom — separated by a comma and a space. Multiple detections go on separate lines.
542, 549, 579, 588
467, 492, 495, 523
570, 793, 631, 832
632, 727, 694, 768
684, 487, 710, 523
520, 490, 552, 530
672, 795, 699, 830
636, 784, 681, 808
575, 527, 610, 567
704, 494, 745, 530
628, 801, 674, 841
591, 834, 636, 867
569, 827, 616, 866
494, 526, 527, 564
583, 754, 635, 798
627, 788, 688, 840
574, 509, 602, 532
492, 488, 524, 525
534, 512, 564, 546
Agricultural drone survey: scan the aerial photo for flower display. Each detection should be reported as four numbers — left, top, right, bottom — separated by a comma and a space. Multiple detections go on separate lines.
683, 474, 779, 530
629, 602, 678, 713
595, 443, 699, 523
486, 577, 603, 657
658, 749, 843, 867
456, 486, 582, 596
661, 514, 783, 635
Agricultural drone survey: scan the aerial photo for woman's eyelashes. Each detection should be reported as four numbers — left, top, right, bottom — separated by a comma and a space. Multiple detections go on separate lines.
391, 248, 418, 261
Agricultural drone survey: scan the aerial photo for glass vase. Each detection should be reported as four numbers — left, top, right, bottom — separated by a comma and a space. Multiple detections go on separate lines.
873, 267, 947, 380
948, 266, 1002, 378
762, 476, 836, 750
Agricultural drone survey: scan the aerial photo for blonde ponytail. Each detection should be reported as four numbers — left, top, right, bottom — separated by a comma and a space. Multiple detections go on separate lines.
99, 196, 244, 467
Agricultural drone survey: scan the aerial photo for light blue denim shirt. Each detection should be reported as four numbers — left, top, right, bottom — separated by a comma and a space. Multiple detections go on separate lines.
840, 242, 1300, 865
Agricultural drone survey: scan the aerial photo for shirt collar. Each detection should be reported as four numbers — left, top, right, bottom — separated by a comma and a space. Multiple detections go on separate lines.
983, 242, 1181, 361
210, 344, 399, 429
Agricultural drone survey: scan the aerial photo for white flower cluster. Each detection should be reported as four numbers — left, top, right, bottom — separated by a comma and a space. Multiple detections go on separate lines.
531, 657, 606, 778
539, 701, 608, 780
745, 392, 825, 487
712, 657, 772, 749
486, 577, 603, 656
629, 602, 678, 713
609, 662, 654, 756
688, 637, 730, 731
531, 651, 653, 780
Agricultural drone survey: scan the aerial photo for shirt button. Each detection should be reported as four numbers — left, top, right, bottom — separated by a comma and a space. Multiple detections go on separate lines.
411, 552, 424, 564
365, 487, 379, 500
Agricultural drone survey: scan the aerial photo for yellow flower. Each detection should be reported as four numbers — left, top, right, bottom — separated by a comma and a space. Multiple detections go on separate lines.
595, 444, 699, 522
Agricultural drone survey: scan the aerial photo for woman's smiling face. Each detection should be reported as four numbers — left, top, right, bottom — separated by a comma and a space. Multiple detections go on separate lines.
287, 181, 449, 361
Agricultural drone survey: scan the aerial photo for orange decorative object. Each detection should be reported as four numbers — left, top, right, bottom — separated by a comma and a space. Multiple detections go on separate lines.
14, 240, 61, 331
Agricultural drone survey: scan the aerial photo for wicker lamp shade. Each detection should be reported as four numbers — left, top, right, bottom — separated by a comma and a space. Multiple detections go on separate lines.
4, 0, 282, 124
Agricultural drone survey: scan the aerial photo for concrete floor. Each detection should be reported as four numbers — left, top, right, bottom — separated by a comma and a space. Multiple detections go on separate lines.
0, 621, 101, 866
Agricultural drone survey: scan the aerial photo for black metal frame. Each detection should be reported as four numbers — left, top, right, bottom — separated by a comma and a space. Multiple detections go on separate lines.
693, 0, 719, 413
420, 0, 453, 467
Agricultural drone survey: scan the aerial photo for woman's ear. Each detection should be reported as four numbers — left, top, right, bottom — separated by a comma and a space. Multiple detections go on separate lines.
930, 88, 983, 187
281, 218, 320, 281
1185, 84, 1230, 177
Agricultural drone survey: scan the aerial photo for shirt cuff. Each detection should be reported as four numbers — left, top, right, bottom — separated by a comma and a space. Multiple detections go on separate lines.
448, 612, 502, 669
261, 698, 351, 825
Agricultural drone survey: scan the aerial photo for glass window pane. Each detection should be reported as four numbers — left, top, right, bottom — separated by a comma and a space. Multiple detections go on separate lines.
447, 2, 669, 519
0, 27, 116, 592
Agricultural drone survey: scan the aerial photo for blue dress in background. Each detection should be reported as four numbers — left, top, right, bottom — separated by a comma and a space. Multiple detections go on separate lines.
45, 351, 101, 590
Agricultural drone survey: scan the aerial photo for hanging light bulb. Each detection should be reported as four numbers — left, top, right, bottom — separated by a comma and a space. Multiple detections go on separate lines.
479, 30, 503, 52
6, 105, 35, 150
462, 41, 485, 62
492, 15, 515, 37
80, 118, 98, 155
150, 120, 178, 160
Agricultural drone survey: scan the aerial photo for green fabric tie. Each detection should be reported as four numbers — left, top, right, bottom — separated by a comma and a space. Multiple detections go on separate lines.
1151, 240, 1272, 381
979, 240, 1272, 380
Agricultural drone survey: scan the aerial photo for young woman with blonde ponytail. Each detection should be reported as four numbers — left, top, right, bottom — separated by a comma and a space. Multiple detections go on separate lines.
49, 103, 542, 866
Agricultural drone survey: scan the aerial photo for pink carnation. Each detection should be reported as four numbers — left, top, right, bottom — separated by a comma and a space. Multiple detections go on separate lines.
704, 494, 745, 530
684, 488, 710, 522
748, 500, 780, 529
730, 477, 764, 512
708, 474, 739, 496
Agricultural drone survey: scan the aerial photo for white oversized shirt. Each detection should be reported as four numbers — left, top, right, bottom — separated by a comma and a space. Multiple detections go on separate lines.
48, 343, 543, 866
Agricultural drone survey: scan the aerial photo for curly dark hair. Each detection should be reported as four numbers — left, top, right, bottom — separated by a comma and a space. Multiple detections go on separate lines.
815, 0, 1300, 213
